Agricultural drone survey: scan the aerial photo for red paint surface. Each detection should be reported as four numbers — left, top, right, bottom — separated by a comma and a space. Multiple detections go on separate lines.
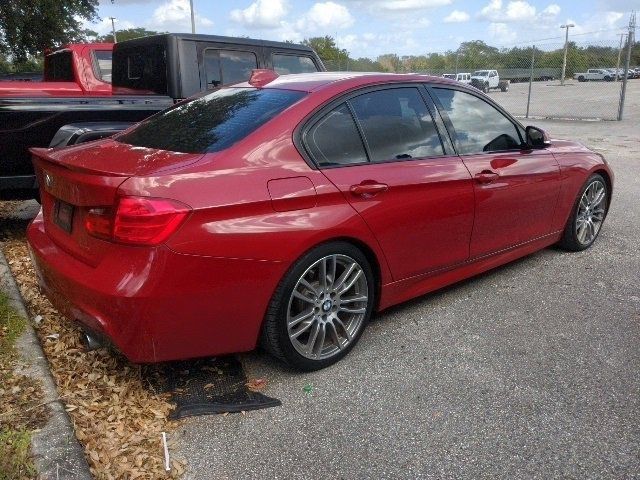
0, 44, 113, 97
27, 73, 613, 363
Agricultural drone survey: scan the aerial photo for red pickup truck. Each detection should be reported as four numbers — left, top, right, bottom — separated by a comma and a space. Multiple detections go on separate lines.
0, 43, 114, 97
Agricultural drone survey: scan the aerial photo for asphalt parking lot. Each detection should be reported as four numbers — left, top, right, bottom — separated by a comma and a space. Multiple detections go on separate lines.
486, 78, 640, 120
174, 116, 639, 478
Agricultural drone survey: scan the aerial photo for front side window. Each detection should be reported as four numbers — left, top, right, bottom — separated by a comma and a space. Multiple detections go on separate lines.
204, 49, 258, 89
349, 88, 444, 162
118, 88, 305, 153
273, 54, 318, 75
93, 50, 112, 83
306, 104, 368, 167
432, 88, 522, 154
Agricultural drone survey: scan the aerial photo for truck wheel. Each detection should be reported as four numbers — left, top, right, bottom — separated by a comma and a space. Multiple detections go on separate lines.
604, 76, 611, 81
500, 83, 508, 92
482, 82, 489, 93
578, 76, 585, 82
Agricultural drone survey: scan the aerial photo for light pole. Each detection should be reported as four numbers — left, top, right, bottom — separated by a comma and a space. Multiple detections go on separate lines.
189, 0, 196, 34
615, 33, 627, 81
109, 17, 117, 43
560, 23, 574, 85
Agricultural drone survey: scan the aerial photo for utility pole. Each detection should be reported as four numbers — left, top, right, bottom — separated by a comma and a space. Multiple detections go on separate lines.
189, 0, 196, 34
615, 33, 627, 81
109, 17, 117, 43
618, 11, 636, 120
560, 23, 574, 86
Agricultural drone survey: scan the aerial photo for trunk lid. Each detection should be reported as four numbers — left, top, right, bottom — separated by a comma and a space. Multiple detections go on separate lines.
30, 141, 202, 266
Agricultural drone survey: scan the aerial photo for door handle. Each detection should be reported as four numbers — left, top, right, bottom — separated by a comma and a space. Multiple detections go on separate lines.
475, 170, 499, 184
350, 181, 389, 197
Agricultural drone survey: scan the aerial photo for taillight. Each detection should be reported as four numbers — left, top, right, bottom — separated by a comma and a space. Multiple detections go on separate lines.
85, 196, 191, 246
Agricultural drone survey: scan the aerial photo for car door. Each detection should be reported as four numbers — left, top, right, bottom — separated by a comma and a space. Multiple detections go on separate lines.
301, 86, 475, 281
428, 85, 561, 258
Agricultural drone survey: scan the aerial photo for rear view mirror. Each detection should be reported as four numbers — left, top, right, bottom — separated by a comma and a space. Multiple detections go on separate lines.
525, 126, 551, 149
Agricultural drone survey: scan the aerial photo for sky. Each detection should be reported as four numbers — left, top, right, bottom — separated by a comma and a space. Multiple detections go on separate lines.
89, 0, 640, 58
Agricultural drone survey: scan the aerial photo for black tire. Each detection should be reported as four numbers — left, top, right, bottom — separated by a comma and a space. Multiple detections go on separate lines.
558, 173, 608, 252
578, 76, 585, 82
605, 76, 611, 81
500, 83, 508, 92
483, 82, 489, 93
261, 241, 375, 371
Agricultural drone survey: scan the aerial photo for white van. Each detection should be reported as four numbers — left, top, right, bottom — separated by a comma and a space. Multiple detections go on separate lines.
456, 72, 471, 84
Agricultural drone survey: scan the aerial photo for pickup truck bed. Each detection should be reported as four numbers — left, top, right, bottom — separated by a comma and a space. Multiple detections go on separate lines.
0, 95, 172, 198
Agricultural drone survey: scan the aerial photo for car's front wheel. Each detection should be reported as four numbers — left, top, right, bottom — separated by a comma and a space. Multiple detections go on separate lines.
261, 242, 375, 370
559, 173, 608, 251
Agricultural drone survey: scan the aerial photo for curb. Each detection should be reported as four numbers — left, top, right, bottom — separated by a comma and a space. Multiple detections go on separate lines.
0, 249, 92, 480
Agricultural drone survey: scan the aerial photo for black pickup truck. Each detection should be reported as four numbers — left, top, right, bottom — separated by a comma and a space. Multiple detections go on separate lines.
0, 33, 324, 200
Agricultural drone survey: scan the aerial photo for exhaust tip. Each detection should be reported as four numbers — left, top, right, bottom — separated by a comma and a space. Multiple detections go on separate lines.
81, 331, 103, 351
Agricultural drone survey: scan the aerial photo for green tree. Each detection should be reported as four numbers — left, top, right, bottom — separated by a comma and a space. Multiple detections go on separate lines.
302, 36, 350, 63
0, 0, 99, 61
95, 28, 164, 43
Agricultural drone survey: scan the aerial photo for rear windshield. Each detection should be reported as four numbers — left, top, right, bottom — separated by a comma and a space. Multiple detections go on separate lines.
117, 87, 305, 153
45, 51, 74, 82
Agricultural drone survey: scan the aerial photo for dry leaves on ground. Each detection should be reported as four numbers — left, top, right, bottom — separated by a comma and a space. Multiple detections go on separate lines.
2, 239, 185, 480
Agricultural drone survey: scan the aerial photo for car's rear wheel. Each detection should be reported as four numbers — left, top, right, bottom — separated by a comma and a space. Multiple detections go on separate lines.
578, 75, 585, 82
483, 82, 489, 93
559, 173, 608, 251
261, 242, 375, 371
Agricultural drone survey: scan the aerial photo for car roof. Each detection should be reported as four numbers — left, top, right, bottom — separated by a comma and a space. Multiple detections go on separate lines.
233, 71, 461, 93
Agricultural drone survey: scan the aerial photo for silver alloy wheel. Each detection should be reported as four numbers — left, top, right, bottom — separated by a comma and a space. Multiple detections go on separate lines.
576, 179, 606, 245
286, 254, 369, 360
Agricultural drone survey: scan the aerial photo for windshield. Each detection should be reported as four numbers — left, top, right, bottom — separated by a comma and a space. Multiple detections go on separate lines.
473, 71, 489, 76
118, 87, 306, 154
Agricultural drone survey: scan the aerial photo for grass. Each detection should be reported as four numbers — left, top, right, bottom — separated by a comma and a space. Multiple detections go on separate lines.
0, 290, 42, 480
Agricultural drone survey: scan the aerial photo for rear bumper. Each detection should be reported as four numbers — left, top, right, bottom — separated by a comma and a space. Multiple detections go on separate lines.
27, 212, 286, 363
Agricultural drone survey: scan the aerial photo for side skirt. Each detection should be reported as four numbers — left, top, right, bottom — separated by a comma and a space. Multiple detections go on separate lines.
378, 232, 562, 310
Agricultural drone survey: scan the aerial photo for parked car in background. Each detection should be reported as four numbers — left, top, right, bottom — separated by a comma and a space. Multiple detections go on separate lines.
470, 70, 509, 92
0, 34, 324, 200
442, 73, 471, 84
27, 71, 612, 370
574, 69, 614, 82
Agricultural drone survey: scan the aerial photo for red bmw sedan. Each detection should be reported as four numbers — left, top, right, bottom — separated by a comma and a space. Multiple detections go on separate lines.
27, 71, 613, 370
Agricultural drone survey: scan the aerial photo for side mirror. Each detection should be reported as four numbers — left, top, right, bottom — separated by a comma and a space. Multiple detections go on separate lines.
525, 126, 551, 149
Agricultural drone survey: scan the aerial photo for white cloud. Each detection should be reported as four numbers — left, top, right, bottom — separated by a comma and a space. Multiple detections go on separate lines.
479, 0, 536, 22
488, 22, 517, 43
542, 4, 560, 16
84, 17, 135, 36
230, 0, 289, 29
444, 10, 470, 23
296, 2, 354, 31
150, 0, 213, 30
375, 0, 452, 10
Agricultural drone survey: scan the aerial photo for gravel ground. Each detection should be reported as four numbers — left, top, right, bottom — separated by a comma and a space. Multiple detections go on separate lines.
176, 117, 639, 479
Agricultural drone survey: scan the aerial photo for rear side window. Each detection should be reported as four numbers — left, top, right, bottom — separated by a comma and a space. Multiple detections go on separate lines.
305, 104, 368, 167
93, 50, 112, 83
204, 49, 258, 89
432, 88, 522, 154
350, 88, 444, 162
45, 51, 74, 82
112, 44, 167, 94
273, 54, 318, 75
118, 88, 305, 153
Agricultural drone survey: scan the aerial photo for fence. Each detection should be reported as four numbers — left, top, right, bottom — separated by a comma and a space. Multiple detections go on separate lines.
324, 36, 638, 121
